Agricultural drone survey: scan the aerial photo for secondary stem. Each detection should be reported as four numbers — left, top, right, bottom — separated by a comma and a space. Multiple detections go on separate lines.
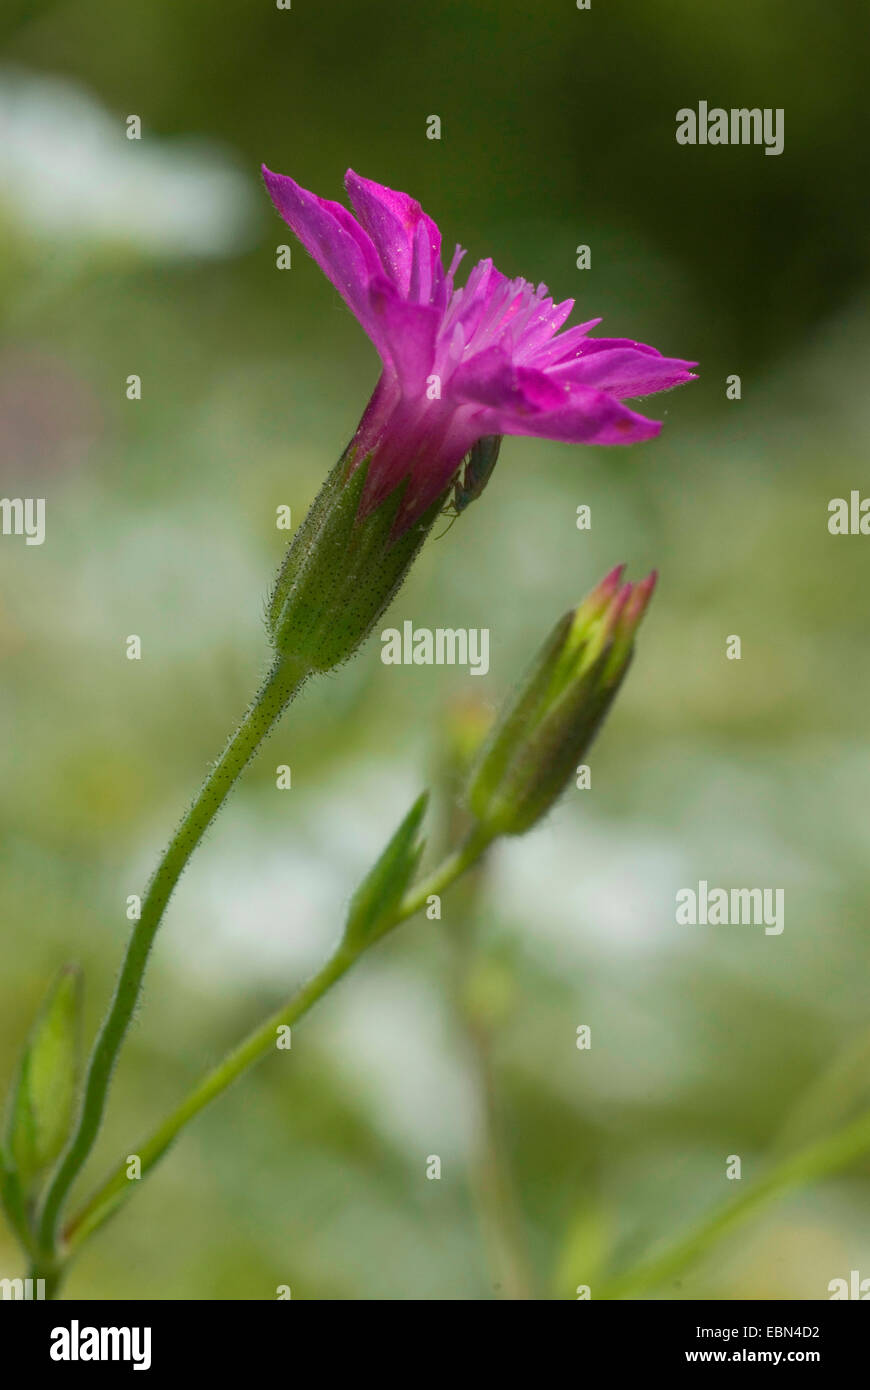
470, 1023, 534, 1300
62, 824, 496, 1261
397, 824, 493, 920
444, 879, 534, 1300
36, 656, 307, 1259
65, 944, 356, 1252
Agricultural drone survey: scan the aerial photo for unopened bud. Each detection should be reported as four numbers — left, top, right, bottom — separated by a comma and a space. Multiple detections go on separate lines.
467, 565, 656, 835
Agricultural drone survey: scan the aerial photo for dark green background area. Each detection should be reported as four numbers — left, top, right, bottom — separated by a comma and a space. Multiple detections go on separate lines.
1, 0, 869, 1299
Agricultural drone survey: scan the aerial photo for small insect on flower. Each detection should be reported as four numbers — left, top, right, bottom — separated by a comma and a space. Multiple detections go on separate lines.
437, 434, 503, 536
452, 434, 502, 513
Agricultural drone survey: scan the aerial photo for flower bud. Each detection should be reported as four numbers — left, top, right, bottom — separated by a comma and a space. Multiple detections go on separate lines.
267, 452, 442, 672
467, 566, 656, 835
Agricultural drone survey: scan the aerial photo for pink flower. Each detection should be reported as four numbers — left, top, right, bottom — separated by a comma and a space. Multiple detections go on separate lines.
262, 167, 696, 532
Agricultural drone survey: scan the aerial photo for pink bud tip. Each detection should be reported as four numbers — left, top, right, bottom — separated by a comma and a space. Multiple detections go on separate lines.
603, 581, 633, 634
590, 563, 625, 607
619, 570, 658, 633
574, 564, 626, 626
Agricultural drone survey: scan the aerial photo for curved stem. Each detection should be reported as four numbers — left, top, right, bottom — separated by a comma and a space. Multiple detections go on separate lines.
65, 944, 356, 1253
36, 656, 307, 1259
61, 822, 496, 1263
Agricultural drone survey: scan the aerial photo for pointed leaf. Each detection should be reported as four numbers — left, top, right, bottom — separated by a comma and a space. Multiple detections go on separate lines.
0, 1141, 32, 1248
6, 965, 83, 1193
343, 794, 428, 949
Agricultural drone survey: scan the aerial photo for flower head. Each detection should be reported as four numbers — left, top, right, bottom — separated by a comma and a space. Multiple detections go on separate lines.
262, 167, 696, 531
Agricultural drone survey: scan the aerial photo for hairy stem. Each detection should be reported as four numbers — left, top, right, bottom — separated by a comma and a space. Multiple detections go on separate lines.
36, 657, 307, 1259
65, 944, 355, 1252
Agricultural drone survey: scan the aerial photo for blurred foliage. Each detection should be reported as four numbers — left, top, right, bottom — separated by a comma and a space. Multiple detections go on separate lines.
1, 0, 869, 1299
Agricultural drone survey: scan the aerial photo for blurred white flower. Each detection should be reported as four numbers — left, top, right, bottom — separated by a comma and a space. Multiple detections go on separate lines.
0, 67, 257, 257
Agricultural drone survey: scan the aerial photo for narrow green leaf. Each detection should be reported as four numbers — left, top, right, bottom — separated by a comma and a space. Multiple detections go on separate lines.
5, 965, 83, 1194
343, 794, 429, 949
0, 1141, 32, 1249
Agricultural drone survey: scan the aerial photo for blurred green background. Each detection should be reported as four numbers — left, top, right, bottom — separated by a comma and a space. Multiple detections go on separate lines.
2, 0, 870, 1300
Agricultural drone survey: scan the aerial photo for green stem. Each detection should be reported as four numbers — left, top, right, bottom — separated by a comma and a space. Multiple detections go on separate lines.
598, 1106, 870, 1299
36, 656, 307, 1259
471, 1024, 534, 1300
65, 944, 356, 1252
28, 1256, 64, 1301
61, 820, 496, 1261
397, 824, 493, 920
439, 827, 533, 1300
449, 942, 533, 1299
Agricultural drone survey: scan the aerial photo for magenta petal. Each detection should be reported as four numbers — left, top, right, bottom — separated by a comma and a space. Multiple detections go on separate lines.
452, 345, 566, 414
529, 319, 604, 368
345, 169, 442, 303
262, 165, 383, 343
552, 344, 698, 399
368, 276, 440, 392
409, 217, 438, 305
516, 296, 576, 356
479, 385, 663, 445
262, 166, 696, 537
568, 336, 661, 357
